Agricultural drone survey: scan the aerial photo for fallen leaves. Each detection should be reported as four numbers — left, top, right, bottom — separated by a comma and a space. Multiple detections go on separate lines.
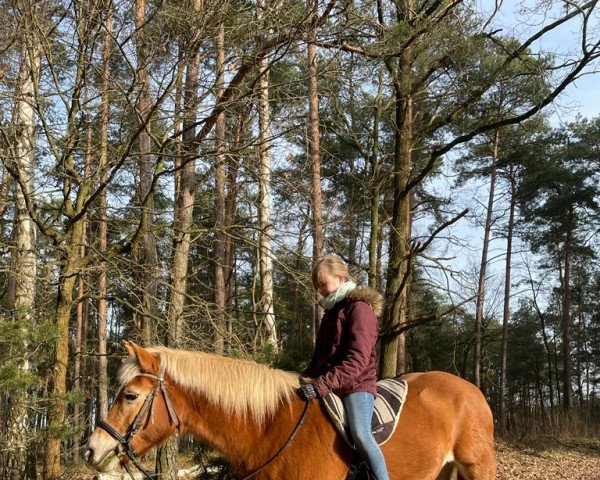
495, 438, 600, 479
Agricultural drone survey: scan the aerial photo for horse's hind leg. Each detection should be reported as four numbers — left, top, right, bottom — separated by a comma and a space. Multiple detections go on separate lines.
452, 413, 496, 480
454, 449, 496, 480
435, 462, 459, 480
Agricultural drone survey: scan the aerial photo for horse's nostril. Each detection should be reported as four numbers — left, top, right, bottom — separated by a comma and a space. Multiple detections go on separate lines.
84, 448, 93, 464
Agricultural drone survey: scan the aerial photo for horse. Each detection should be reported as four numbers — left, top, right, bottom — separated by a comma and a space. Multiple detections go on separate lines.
85, 342, 496, 480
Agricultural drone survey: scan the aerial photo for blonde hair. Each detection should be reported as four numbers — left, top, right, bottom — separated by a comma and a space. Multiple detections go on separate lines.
312, 255, 352, 288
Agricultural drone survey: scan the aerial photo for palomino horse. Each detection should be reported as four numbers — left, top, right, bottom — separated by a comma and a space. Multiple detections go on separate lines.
86, 342, 496, 480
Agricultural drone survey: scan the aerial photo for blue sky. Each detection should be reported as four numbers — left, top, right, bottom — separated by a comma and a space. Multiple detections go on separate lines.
482, 0, 600, 124
420, 0, 600, 313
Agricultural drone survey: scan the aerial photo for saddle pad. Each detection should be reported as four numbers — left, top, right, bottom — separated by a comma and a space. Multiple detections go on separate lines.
322, 377, 408, 447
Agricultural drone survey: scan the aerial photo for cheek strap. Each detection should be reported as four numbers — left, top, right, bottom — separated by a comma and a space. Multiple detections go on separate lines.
95, 366, 180, 480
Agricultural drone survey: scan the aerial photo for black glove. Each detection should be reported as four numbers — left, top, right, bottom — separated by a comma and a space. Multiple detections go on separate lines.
298, 383, 320, 401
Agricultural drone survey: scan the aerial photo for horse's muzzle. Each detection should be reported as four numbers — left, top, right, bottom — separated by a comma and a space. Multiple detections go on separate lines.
85, 434, 120, 472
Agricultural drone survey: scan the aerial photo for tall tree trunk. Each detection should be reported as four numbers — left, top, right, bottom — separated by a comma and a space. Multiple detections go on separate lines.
44, 2, 95, 471
132, 0, 158, 345
531, 282, 556, 413
73, 224, 89, 461
73, 117, 92, 462
97, 0, 113, 422
256, 0, 278, 351
368, 70, 384, 290
0, 162, 10, 219
45, 219, 86, 478
562, 209, 573, 410
45, 36, 91, 472
380, 94, 412, 377
499, 163, 515, 435
553, 327, 562, 407
380, 10, 413, 377
173, 47, 184, 200
224, 111, 246, 311
167, 48, 200, 348
576, 297, 584, 409
307, 0, 324, 346
474, 129, 499, 388
4, 18, 40, 478
214, 22, 227, 354
157, 36, 202, 480
293, 218, 309, 346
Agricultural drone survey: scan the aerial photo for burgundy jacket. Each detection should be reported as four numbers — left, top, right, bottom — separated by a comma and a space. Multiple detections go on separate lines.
303, 285, 383, 398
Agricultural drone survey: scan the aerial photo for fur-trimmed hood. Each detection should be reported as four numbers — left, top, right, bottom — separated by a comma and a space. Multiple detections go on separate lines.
346, 285, 384, 317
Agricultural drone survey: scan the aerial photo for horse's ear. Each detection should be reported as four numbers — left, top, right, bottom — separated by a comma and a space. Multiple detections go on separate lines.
122, 341, 160, 374
123, 340, 137, 359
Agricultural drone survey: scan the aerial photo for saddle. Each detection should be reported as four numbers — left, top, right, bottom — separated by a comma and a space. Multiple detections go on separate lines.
321, 377, 408, 447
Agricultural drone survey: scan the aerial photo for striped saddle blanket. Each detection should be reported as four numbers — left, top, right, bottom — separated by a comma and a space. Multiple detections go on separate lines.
322, 378, 408, 447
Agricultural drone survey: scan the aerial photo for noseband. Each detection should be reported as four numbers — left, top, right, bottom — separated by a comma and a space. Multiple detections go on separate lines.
97, 366, 179, 480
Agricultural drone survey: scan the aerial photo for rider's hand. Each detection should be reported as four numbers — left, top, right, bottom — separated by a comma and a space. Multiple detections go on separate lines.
298, 383, 320, 401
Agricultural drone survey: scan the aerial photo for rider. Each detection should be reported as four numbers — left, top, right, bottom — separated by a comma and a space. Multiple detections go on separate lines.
299, 255, 389, 480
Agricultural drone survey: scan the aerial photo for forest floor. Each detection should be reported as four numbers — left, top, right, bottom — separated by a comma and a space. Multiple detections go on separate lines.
70, 437, 600, 479
495, 437, 600, 479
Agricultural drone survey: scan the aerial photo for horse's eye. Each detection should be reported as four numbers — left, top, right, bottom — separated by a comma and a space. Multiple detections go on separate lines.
124, 392, 139, 402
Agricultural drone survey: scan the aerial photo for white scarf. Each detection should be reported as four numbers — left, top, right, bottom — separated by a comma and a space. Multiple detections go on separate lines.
319, 281, 357, 310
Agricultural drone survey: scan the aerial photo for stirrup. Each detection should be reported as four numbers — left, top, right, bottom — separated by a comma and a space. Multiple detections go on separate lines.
346, 460, 377, 480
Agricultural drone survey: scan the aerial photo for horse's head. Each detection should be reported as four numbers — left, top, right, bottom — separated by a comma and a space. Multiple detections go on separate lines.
85, 342, 179, 473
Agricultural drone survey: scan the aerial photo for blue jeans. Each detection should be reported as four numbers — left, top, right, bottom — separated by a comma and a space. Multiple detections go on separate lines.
343, 392, 389, 480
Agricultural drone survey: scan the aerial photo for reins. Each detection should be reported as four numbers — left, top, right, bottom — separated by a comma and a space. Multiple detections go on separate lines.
97, 366, 179, 480
238, 398, 311, 480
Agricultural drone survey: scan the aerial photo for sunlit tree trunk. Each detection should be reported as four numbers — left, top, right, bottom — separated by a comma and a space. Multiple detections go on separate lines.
167, 48, 200, 348
158, 15, 203, 480
214, 22, 227, 354
368, 70, 384, 290
44, 5, 94, 472
44, 64, 93, 475
74, 230, 88, 461
256, 0, 278, 351
132, 0, 158, 345
97, 0, 113, 422
4, 13, 40, 477
224, 111, 246, 312
173, 47, 184, 199
307, 0, 323, 345
73, 117, 92, 463
46, 222, 86, 478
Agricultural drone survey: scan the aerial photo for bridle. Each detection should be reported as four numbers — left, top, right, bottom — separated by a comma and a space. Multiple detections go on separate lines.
96, 365, 311, 480
97, 366, 179, 480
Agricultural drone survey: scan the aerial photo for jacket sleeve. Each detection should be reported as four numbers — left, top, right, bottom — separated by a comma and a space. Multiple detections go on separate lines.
313, 301, 378, 396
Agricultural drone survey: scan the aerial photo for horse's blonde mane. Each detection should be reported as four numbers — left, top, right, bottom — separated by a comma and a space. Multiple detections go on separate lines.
119, 347, 300, 427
